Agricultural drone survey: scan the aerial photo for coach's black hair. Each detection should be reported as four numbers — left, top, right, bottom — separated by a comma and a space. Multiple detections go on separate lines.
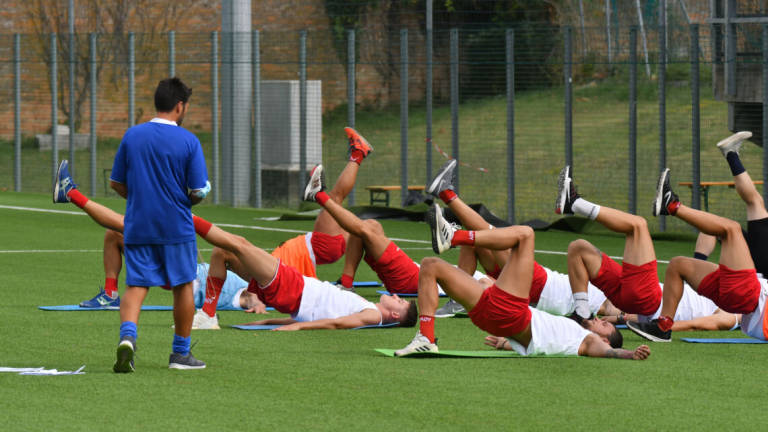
401, 301, 418, 327
607, 323, 623, 348
154, 77, 192, 112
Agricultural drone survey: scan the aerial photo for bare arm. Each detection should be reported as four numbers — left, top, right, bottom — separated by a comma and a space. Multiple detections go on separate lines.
671, 312, 739, 331
189, 194, 203, 205
110, 181, 127, 199
275, 309, 379, 331
579, 334, 650, 360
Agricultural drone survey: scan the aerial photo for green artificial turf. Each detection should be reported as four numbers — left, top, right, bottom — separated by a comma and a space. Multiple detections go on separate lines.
0, 191, 763, 431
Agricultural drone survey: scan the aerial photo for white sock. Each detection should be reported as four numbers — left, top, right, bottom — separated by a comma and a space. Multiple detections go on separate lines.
573, 292, 590, 318
572, 198, 601, 220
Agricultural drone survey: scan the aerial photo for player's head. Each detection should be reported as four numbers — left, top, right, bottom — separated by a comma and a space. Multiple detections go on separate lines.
378, 294, 418, 327
582, 317, 623, 348
154, 77, 193, 125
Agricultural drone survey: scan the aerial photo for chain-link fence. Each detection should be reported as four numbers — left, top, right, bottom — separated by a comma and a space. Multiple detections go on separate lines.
0, 19, 767, 232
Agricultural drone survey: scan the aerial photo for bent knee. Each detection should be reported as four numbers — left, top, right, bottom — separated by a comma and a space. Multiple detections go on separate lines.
568, 239, 597, 256
361, 219, 384, 238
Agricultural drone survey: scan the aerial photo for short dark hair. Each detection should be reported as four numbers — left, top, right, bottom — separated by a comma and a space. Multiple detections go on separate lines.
607, 323, 623, 348
154, 77, 192, 112
400, 301, 418, 327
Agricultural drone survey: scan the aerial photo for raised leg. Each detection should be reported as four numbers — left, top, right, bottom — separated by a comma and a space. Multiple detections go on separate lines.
674, 205, 754, 270
659, 256, 719, 319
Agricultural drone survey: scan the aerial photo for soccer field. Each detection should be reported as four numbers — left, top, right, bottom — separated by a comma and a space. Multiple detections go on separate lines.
0, 191, 764, 431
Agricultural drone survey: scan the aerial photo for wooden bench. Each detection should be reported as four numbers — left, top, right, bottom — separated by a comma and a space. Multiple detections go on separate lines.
679, 180, 764, 212
365, 185, 426, 206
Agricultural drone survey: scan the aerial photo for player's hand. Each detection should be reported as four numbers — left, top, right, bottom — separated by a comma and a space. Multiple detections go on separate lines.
484, 335, 509, 350
244, 304, 267, 314
633, 345, 651, 360
274, 324, 299, 331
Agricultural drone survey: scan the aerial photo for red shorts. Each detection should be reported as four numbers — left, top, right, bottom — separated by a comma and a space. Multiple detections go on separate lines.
485, 264, 502, 279
310, 232, 346, 265
468, 284, 531, 337
246, 261, 304, 315
528, 262, 548, 305
697, 265, 760, 314
591, 253, 661, 315
363, 241, 420, 294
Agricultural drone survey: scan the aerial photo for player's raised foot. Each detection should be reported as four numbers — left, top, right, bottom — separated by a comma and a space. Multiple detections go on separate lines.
427, 203, 456, 254
716, 131, 752, 157
79, 287, 120, 309
53, 159, 77, 204
434, 298, 466, 318
168, 352, 206, 370
113, 336, 136, 373
191, 309, 220, 330
565, 311, 594, 326
344, 127, 373, 159
555, 165, 578, 215
426, 159, 458, 198
652, 168, 679, 216
626, 319, 671, 342
394, 333, 439, 356
303, 164, 326, 202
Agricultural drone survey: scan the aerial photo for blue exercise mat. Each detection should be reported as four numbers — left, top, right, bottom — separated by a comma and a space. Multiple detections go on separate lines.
681, 337, 768, 344
353, 281, 381, 287
376, 290, 446, 298
39, 305, 171, 311
231, 322, 399, 330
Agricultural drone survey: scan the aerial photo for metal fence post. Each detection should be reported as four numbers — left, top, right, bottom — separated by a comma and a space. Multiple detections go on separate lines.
629, 27, 638, 215
658, 5, 667, 231
564, 26, 573, 171
169, 30, 175, 77
400, 28, 409, 206
129, 32, 135, 127
51, 33, 58, 182
13, 34, 21, 192
450, 28, 459, 193
426, 0, 433, 184
89, 33, 97, 196
347, 29, 356, 206
212, 31, 220, 204
299, 30, 307, 198
506, 29, 515, 224
252, 29, 261, 208
763, 25, 768, 205
690, 24, 701, 210
68, 20, 76, 176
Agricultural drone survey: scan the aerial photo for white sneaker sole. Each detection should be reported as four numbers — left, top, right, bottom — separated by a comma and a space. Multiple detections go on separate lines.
303, 164, 324, 201
555, 166, 570, 214
653, 169, 670, 217
394, 344, 439, 357
169, 363, 207, 370
426, 159, 457, 196
626, 322, 671, 343
428, 204, 451, 254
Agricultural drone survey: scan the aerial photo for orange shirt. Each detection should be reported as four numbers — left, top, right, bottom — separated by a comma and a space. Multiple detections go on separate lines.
271, 234, 317, 278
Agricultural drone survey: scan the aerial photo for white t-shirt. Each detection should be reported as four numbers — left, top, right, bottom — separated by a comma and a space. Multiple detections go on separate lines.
534, 267, 607, 316
293, 276, 379, 323
740, 277, 768, 340
639, 283, 719, 322
505, 307, 590, 356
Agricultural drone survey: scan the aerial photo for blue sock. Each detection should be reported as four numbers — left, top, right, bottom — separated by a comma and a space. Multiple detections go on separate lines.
120, 321, 137, 340
726, 152, 746, 176
172, 334, 191, 356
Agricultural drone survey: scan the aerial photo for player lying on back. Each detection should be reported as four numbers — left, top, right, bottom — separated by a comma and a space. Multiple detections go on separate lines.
627, 169, 768, 342
395, 205, 649, 359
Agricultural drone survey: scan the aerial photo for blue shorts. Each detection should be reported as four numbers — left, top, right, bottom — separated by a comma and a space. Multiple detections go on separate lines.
124, 241, 197, 287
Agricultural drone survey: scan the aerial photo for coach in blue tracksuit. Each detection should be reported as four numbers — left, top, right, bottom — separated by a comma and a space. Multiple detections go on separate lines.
109, 77, 210, 373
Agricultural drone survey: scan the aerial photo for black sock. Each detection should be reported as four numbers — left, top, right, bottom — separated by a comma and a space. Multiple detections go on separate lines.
726, 152, 746, 176
693, 252, 708, 261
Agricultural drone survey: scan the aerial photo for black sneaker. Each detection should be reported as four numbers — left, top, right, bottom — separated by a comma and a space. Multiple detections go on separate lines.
652, 168, 679, 217
169, 352, 206, 370
566, 312, 594, 326
555, 166, 579, 215
626, 319, 671, 342
113, 336, 136, 373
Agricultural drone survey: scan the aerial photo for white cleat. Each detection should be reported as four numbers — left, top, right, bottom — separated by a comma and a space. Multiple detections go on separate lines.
427, 203, 456, 254
716, 131, 752, 157
394, 333, 439, 357
192, 309, 220, 330
303, 164, 326, 201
